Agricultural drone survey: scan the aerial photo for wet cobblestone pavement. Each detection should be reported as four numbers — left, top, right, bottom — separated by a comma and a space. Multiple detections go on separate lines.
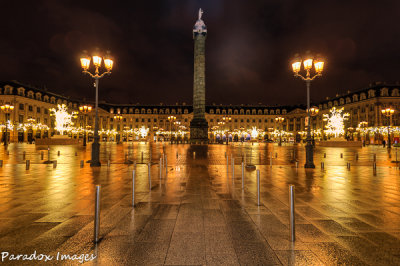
0, 142, 400, 265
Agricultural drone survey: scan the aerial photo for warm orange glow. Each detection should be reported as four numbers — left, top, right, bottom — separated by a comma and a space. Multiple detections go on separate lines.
292, 61, 301, 73
314, 61, 324, 73
104, 58, 113, 71
80, 57, 91, 70
303, 58, 313, 70
92, 55, 102, 68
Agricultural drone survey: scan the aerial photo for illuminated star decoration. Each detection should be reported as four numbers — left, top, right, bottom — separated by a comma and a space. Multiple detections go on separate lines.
251, 127, 258, 139
323, 107, 350, 137
50, 104, 76, 135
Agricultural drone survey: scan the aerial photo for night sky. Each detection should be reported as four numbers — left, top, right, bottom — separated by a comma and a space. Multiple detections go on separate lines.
1, 1, 400, 106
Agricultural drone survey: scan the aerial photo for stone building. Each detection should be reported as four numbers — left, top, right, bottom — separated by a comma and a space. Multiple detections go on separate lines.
0, 81, 399, 144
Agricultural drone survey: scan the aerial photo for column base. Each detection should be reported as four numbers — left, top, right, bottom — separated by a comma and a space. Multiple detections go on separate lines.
190, 118, 208, 144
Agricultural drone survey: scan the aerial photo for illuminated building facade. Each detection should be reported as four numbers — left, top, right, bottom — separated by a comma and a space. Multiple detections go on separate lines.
0, 81, 399, 144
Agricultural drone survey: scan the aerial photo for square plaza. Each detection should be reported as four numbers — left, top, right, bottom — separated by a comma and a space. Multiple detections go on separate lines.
0, 142, 399, 265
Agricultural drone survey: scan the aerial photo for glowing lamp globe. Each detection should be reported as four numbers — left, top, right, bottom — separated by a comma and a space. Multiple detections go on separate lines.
292, 61, 301, 74
314, 61, 324, 73
303, 58, 313, 70
92, 55, 102, 68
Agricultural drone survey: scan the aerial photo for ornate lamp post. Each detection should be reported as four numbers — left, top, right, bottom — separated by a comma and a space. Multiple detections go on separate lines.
309, 106, 319, 146
218, 121, 225, 144
275, 117, 285, 146
168, 115, 176, 143
292, 53, 324, 168
1, 104, 14, 147
222, 116, 231, 144
114, 115, 123, 143
79, 105, 92, 146
381, 107, 395, 149
80, 50, 113, 166
359, 121, 368, 144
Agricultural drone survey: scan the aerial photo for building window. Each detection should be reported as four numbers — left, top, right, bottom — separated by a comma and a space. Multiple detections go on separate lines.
135, 118, 139, 122
36, 107, 41, 113
148, 118, 151, 122
241, 119, 244, 122
28, 105, 33, 112
141, 119, 144, 122
110, 118, 114, 122
19, 115, 24, 123
44, 118, 48, 124
154, 118, 157, 122
44, 109, 48, 114
123, 118, 127, 122
210, 119, 214, 122
19, 104, 24, 110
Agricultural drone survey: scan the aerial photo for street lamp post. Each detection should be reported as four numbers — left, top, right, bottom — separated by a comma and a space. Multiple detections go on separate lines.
292, 53, 324, 168
114, 115, 123, 143
168, 116, 176, 143
359, 121, 368, 145
222, 116, 231, 144
309, 106, 319, 146
381, 107, 395, 149
1, 104, 14, 147
79, 105, 92, 147
80, 50, 114, 167
275, 117, 284, 146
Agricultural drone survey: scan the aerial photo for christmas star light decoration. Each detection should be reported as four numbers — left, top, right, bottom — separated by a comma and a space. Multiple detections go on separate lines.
323, 107, 350, 137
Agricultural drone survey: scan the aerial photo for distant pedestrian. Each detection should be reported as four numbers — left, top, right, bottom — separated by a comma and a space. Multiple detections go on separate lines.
383, 140, 386, 148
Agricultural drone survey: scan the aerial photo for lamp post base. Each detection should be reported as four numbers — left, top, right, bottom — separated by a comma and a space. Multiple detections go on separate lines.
90, 141, 101, 167
304, 143, 315, 168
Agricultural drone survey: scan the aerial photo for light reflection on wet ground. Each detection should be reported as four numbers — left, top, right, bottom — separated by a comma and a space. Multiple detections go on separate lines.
0, 142, 399, 265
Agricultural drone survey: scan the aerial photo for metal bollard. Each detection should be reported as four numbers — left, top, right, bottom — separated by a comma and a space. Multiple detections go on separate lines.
226, 155, 229, 173
80, 160, 84, 168
232, 157, 235, 179
193, 152, 196, 159
41, 151, 44, 160
165, 155, 168, 175
289, 185, 295, 242
26, 160, 30, 170
176, 151, 178, 159
340, 153, 343, 158
134, 161, 136, 169
0, 160, 3, 167
6, 150, 9, 155
159, 158, 162, 180
373, 162, 376, 170
132, 170, 135, 207
141, 152, 143, 163
275, 152, 278, 158
355, 153, 358, 160
373, 154, 376, 162
324, 153, 326, 158
94, 185, 101, 243
257, 169, 260, 206
207, 151, 209, 157
347, 162, 351, 170
225, 152, 226, 158
58, 151, 60, 156
241, 162, 244, 190
23, 151, 26, 160
148, 162, 151, 190
75, 152, 78, 156
295, 161, 298, 168
107, 159, 110, 167
53, 160, 57, 168
321, 162, 324, 169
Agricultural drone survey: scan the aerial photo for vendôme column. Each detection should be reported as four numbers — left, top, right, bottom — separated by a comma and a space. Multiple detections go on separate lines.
190, 8, 209, 143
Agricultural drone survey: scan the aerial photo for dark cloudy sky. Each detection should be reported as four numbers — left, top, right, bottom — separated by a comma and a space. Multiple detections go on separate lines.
1, 0, 400, 106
